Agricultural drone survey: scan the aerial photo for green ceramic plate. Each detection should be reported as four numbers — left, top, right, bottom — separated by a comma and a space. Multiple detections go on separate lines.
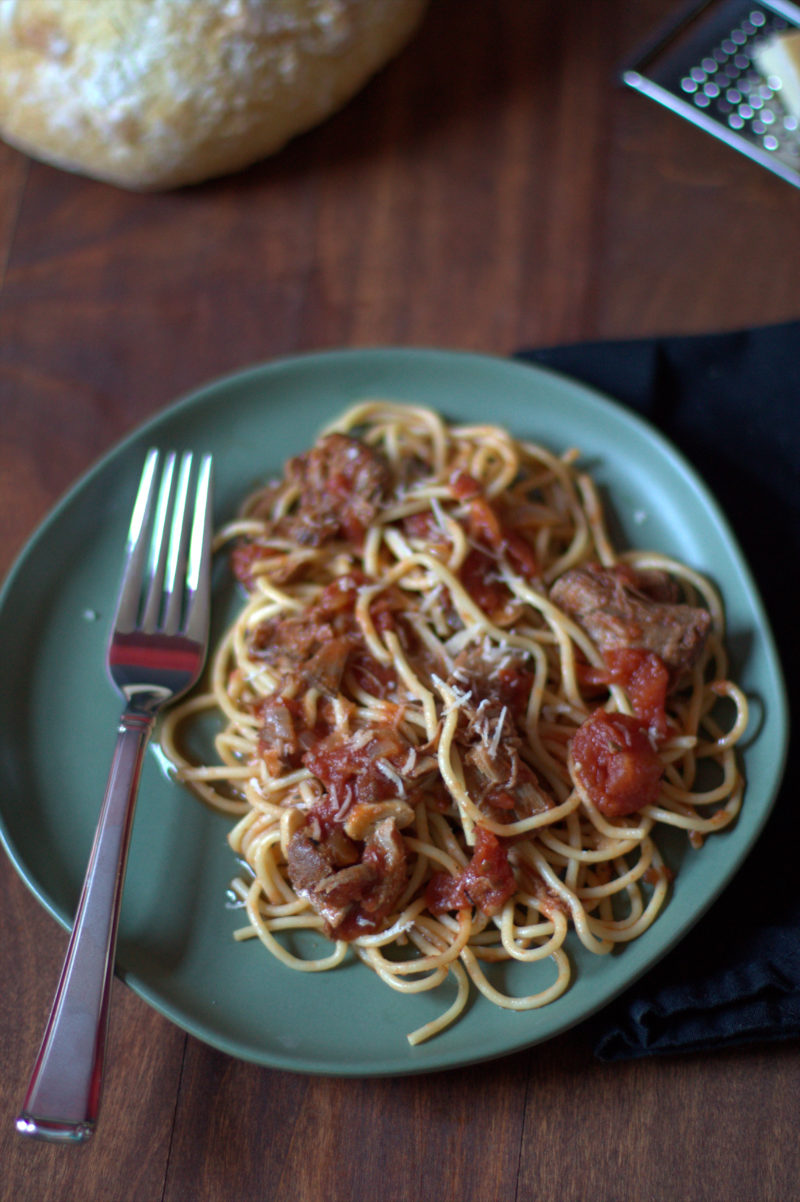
0, 348, 788, 1075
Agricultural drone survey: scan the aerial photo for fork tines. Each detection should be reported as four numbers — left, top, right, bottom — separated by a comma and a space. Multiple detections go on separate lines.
114, 449, 213, 642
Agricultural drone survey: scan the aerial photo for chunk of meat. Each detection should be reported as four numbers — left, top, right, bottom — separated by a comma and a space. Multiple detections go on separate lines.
280, 432, 392, 546
252, 574, 358, 668
285, 826, 361, 928
235, 434, 390, 567
286, 828, 355, 894
257, 694, 304, 772
251, 574, 403, 704
360, 818, 410, 918
550, 563, 711, 681
444, 654, 552, 822
286, 816, 408, 938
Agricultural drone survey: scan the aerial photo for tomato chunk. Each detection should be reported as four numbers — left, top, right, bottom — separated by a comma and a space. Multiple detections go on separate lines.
571, 709, 663, 817
580, 647, 669, 737
604, 647, 669, 737
426, 826, 516, 916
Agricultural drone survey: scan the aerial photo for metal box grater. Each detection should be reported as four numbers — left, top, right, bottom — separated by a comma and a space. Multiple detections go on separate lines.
621, 0, 800, 188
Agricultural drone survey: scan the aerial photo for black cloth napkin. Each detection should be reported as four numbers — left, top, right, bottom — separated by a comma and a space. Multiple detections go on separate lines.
516, 322, 800, 1059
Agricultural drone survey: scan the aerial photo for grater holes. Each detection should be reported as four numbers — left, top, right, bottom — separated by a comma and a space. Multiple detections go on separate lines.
623, 0, 800, 186
680, 5, 799, 159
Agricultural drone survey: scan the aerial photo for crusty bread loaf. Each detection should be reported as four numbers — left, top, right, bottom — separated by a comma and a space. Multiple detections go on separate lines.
0, 0, 428, 190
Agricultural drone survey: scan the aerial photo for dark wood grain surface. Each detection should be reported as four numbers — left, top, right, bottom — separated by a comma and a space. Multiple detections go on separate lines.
2, 3, 799, 1199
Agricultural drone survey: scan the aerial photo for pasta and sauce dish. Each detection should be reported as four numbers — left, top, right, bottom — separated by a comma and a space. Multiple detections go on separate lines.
161, 400, 748, 1045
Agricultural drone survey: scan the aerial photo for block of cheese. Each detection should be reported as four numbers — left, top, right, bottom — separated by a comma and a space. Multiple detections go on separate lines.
0, 0, 429, 190
753, 27, 800, 119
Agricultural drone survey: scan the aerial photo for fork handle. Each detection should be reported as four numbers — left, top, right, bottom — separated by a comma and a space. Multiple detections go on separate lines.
16, 706, 154, 1143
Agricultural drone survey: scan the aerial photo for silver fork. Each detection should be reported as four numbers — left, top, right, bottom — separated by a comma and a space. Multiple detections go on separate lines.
16, 449, 213, 1144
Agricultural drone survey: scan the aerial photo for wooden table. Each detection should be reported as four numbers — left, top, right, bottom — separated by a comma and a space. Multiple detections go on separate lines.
2, 3, 798, 1198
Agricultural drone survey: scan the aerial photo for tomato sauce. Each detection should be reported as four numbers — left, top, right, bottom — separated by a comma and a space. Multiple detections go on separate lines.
449, 472, 538, 582
493, 661, 535, 720
449, 470, 482, 500
459, 548, 511, 616
304, 728, 409, 818
466, 496, 538, 580
231, 539, 265, 589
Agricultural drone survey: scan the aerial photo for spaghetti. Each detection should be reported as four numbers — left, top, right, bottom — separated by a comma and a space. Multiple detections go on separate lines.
161, 401, 748, 1044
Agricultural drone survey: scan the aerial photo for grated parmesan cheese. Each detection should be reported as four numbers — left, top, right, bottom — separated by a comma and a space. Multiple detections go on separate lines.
376, 758, 407, 796
488, 705, 508, 759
